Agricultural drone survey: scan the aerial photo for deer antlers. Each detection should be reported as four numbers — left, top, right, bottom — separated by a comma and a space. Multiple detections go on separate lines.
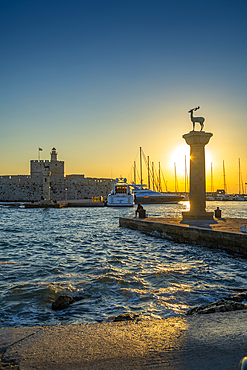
188, 106, 200, 113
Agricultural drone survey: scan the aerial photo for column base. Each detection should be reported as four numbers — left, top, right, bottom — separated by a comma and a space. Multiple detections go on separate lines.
182, 211, 214, 220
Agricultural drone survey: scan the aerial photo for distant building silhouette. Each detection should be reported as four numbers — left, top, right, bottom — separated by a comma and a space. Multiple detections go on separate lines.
0, 148, 114, 201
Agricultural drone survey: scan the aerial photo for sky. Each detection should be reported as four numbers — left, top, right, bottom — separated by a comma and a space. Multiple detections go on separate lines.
1, 0, 247, 193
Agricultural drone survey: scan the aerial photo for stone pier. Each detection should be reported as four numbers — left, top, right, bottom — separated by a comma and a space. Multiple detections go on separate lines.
182, 131, 214, 219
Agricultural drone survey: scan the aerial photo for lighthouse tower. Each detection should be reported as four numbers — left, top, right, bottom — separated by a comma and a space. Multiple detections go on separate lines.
50, 147, 58, 161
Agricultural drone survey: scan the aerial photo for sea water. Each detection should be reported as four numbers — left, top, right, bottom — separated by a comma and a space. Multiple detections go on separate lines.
0, 201, 246, 327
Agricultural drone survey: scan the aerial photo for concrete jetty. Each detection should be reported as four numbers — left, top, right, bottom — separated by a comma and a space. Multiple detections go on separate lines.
0, 310, 247, 369
24, 201, 67, 208
24, 199, 106, 208
65, 199, 106, 207
119, 217, 247, 256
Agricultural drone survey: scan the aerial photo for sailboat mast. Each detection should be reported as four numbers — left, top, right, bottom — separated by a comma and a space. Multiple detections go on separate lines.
238, 158, 244, 195
152, 162, 154, 190
239, 158, 241, 195
211, 162, 214, 194
140, 147, 143, 185
185, 155, 187, 193
158, 162, 161, 192
134, 161, 136, 184
161, 169, 168, 192
174, 162, 178, 192
223, 160, 227, 193
147, 156, 150, 189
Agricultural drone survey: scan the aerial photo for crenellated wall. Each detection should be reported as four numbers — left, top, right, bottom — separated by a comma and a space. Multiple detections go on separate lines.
65, 175, 113, 200
0, 149, 114, 202
31, 160, 64, 180
0, 173, 114, 202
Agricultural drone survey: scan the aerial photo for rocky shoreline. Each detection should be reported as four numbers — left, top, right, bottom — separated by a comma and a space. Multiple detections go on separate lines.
51, 292, 247, 321
186, 292, 247, 315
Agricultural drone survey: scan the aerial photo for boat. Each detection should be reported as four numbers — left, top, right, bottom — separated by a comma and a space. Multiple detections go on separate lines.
107, 178, 134, 207
131, 184, 184, 204
234, 195, 247, 201
206, 195, 215, 201
214, 189, 234, 201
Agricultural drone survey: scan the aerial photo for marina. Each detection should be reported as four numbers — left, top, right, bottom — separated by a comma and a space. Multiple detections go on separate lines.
1, 1, 247, 368
0, 201, 247, 328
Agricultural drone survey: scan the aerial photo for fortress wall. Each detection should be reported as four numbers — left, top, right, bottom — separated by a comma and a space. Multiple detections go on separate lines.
30, 160, 49, 178
0, 177, 42, 201
31, 160, 64, 179
65, 176, 114, 200
0, 150, 114, 201
49, 161, 64, 178
0, 175, 114, 201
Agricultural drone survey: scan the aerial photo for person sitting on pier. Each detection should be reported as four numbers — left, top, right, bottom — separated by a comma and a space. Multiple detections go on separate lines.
135, 203, 146, 218
135, 203, 143, 217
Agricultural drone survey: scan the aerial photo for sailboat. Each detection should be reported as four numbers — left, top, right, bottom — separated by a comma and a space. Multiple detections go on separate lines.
206, 163, 215, 200
131, 148, 184, 204
235, 159, 247, 201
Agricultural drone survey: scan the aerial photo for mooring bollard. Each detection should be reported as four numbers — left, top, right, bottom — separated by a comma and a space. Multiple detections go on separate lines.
240, 225, 246, 233
139, 209, 146, 219
214, 207, 221, 218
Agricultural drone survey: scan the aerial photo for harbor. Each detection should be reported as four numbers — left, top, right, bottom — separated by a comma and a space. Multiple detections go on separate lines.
2, 0, 247, 368
1, 121, 246, 331
118, 128, 247, 257
0, 202, 246, 328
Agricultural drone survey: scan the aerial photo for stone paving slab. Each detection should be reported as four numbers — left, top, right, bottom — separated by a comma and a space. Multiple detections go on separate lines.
0, 327, 42, 353
145, 217, 247, 234
0, 311, 247, 369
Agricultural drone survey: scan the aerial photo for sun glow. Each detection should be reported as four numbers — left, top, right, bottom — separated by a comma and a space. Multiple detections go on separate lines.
170, 145, 212, 175
170, 145, 190, 175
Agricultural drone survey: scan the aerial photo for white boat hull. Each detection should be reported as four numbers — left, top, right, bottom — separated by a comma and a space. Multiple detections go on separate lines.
107, 178, 134, 207
107, 195, 134, 207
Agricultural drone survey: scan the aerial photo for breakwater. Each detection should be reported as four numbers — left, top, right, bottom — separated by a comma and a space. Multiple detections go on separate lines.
0, 201, 247, 327
119, 217, 247, 256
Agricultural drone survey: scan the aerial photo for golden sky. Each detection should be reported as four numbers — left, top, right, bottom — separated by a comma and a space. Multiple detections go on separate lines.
1, 1, 247, 194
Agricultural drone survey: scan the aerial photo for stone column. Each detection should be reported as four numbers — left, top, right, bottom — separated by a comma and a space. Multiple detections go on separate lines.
182, 131, 214, 219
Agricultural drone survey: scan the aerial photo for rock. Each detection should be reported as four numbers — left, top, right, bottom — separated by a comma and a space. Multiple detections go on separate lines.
112, 313, 139, 322
52, 294, 74, 310
230, 292, 247, 302
73, 293, 92, 302
186, 297, 247, 316
51, 293, 90, 310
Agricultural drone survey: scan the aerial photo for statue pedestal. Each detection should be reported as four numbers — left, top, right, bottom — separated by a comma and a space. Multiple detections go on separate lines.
182, 131, 214, 220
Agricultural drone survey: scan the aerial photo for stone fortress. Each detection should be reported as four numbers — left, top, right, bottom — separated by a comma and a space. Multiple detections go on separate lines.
0, 148, 114, 201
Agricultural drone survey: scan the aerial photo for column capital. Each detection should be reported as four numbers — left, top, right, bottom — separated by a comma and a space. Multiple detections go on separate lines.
182, 131, 213, 146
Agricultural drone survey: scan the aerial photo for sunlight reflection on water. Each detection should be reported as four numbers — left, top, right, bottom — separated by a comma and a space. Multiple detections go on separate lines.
0, 201, 246, 327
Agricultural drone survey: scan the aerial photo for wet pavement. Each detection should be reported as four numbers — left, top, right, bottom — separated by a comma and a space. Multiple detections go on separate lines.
1, 310, 247, 369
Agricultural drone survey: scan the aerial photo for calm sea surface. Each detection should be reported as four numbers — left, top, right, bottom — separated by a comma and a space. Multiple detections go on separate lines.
0, 201, 246, 328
